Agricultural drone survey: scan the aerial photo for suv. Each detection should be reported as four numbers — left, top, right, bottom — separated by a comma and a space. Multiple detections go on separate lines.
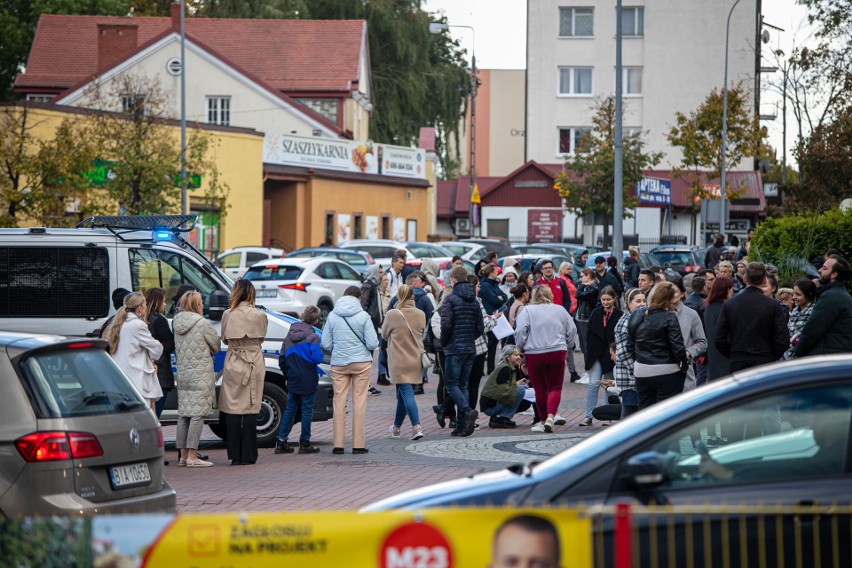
216, 246, 283, 279
285, 247, 374, 275
0, 333, 175, 516
0, 216, 333, 448
650, 245, 706, 276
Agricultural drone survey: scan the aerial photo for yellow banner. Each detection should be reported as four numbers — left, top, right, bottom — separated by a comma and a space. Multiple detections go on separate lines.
141, 508, 591, 567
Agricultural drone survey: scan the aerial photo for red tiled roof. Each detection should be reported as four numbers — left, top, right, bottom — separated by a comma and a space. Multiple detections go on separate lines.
642, 169, 765, 212
16, 15, 365, 93
436, 176, 502, 218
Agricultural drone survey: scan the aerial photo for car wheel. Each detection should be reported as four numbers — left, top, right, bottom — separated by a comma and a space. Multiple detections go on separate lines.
318, 301, 333, 328
256, 382, 288, 448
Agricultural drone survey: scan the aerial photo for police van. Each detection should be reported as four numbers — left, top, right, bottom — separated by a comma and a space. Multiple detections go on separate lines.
0, 215, 333, 447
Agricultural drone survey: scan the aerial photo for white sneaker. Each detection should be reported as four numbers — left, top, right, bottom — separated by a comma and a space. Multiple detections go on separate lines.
531, 422, 546, 433
520, 408, 535, 416
577, 373, 590, 384
410, 426, 424, 440
389, 424, 401, 438
544, 417, 554, 432
554, 414, 566, 425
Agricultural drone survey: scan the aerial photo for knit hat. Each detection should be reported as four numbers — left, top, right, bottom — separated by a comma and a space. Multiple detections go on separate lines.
111, 288, 131, 309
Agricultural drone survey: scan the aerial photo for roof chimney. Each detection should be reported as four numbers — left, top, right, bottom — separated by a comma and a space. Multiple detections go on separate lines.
171, 2, 182, 30
97, 24, 138, 71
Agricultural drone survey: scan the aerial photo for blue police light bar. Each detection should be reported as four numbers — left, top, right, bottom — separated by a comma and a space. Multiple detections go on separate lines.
154, 230, 172, 240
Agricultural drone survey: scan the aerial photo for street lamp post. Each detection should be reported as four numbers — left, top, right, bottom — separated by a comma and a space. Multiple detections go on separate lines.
720, 0, 742, 237
429, 22, 477, 237
179, 0, 188, 216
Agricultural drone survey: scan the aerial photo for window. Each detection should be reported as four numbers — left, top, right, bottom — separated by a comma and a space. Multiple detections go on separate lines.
558, 128, 591, 154
243, 265, 303, 282
559, 67, 593, 95
207, 96, 231, 126
25, 94, 53, 103
559, 7, 594, 37
246, 252, 270, 265
353, 213, 363, 239
487, 219, 510, 240
381, 216, 390, 240
129, 249, 220, 316
336, 252, 368, 268
325, 212, 335, 244
315, 262, 342, 280
217, 252, 241, 269
623, 67, 643, 95
621, 7, 644, 36
120, 94, 146, 116
618, 385, 851, 492
337, 264, 362, 281
0, 247, 109, 318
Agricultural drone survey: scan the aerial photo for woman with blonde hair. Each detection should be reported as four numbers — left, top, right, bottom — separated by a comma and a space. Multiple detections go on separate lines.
173, 291, 220, 467
144, 287, 175, 419
382, 285, 427, 440
109, 291, 163, 412
219, 279, 268, 465
514, 285, 577, 433
627, 281, 687, 409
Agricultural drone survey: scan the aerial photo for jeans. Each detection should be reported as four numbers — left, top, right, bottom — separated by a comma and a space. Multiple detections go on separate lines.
277, 392, 315, 443
585, 360, 603, 419
482, 386, 525, 419
620, 388, 639, 419
378, 345, 388, 378
394, 384, 420, 428
565, 350, 577, 374
443, 352, 474, 420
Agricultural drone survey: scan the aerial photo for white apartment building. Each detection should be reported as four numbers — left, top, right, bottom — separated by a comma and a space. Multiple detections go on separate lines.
526, 0, 759, 170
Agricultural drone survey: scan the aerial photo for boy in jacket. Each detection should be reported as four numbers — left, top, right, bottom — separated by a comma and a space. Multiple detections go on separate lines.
275, 306, 324, 454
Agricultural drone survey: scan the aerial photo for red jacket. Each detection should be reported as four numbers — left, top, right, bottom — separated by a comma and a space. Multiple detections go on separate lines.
538, 275, 572, 313
559, 274, 578, 315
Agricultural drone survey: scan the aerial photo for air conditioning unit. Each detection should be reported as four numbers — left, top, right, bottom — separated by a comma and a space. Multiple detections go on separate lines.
456, 218, 470, 233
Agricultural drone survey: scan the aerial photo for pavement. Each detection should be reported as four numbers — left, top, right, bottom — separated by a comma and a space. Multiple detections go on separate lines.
163, 352, 611, 513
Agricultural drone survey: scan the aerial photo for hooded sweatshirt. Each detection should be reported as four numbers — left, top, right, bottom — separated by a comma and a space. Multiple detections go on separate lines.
321, 295, 379, 366
420, 258, 443, 302
279, 321, 324, 395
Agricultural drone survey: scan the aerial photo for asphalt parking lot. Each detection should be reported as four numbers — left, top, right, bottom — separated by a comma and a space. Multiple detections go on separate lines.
163, 353, 602, 512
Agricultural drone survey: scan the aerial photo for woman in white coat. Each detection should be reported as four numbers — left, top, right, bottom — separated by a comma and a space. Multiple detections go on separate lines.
108, 291, 164, 412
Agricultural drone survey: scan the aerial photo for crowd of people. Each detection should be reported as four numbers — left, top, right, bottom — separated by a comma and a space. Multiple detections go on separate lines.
102, 236, 852, 460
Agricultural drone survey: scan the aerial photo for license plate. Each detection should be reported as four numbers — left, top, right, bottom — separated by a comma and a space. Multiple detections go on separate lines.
109, 462, 151, 489
256, 289, 278, 298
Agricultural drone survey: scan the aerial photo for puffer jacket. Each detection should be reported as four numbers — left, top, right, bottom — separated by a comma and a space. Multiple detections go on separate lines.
479, 276, 508, 314
173, 311, 220, 417
439, 282, 485, 355
321, 295, 379, 366
279, 321, 324, 395
627, 308, 686, 365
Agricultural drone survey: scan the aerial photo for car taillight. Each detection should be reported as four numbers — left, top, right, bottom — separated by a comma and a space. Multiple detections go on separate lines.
406, 261, 422, 268
157, 426, 164, 449
15, 432, 103, 462
279, 282, 310, 291
685, 265, 701, 273
366, 254, 375, 265
67, 342, 95, 349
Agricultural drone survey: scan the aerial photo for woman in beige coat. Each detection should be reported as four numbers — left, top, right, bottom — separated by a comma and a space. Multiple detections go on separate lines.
219, 279, 268, 465
381, 285, 427, 440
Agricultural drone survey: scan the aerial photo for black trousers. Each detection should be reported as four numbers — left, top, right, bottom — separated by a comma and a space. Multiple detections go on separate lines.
486, 332, 499, 374
224, 412, 258, 464
636, 371, 686, 410
467, 353, 486, 412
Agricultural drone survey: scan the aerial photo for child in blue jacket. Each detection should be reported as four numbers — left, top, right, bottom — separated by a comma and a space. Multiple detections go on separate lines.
275, 306, 324, 454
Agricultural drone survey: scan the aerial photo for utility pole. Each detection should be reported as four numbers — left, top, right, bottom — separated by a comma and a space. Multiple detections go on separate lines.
613, 0, 624, 265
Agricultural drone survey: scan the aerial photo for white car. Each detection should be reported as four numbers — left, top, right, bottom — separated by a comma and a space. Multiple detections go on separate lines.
216, 246, 283, 279
337, 239, 452, 268
243, 257, 362, 325
438, 241, 488, 262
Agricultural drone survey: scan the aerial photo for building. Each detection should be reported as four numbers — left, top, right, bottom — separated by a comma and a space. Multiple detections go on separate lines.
526, 0, 760, 170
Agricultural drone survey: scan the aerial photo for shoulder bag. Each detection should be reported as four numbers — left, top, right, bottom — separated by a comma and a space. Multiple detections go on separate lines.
397, 310, 431, 370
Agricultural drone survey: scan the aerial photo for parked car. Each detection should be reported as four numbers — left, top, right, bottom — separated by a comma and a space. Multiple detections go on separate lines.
285, 247, 375, 275
216, 246, 283, 279
0, 333, 176, 517
650, 245, 706, 275
362, 355, 852, 565
500, 253, 572, 274
243, 257, 362, 326
459, 238, 518, 259
437, 241, 489, 262
337, 240, 452, 268
585, 250, 662, 270
515, 243, 579, 262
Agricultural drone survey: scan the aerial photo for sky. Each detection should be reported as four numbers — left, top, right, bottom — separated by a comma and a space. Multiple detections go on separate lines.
422, 0, 815, 167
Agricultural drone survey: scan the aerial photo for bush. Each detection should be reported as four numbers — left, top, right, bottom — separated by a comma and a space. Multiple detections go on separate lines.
750, 208, 852, 289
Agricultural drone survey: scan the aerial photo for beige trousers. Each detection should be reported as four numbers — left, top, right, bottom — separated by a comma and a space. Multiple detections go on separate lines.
331, 361, 372, 449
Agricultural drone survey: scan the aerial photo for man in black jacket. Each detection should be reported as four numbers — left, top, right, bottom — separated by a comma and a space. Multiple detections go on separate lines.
623, 246, 641, 288
593, 256, 620, 292
439, 266, 484, 436
794, 255, 852, 357
683, 276, 706, 322
704, 234, 726, 270
715, 262, 789, 372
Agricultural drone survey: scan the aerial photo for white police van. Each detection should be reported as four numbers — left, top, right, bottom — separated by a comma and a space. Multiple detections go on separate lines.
0, 215, 333, 447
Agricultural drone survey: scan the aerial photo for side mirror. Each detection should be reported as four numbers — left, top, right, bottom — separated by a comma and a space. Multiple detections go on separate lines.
208, 290, 229, 321
622, 451, 666, 488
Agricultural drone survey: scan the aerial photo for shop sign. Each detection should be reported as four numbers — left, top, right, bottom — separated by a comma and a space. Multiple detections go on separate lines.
636, 177, 671, 205
527, 209, 562, 242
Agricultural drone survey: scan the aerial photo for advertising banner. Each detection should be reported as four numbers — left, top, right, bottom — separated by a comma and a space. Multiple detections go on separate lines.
336, 214, 351, 242
0, 508, 590, 567
366, 216, 379, 240
527, 209, 562, 242
635, 177, 672, 205
263, 134, 426, 179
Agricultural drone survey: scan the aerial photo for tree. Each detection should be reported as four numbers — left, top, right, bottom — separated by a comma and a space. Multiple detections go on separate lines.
788, 108, 852, 212
84, 73, 229, 216
554, 96, 663, 249
0, 0, 130, 101
667, 81, 765, 203
197, 0, 470, 178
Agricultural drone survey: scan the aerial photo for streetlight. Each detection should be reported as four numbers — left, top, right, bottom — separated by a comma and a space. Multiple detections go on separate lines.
179, 0, 188, 215
429, 22, 477, 237
719, 0, 742, 238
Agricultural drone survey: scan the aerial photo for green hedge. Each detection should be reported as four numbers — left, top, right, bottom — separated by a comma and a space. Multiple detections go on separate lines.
750, 208, 852, 288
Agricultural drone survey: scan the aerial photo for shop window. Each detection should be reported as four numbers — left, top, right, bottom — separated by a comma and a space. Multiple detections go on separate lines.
325, 212, 335, 245
487, 219, 509, 240
353, 213, 363, 239
381, 215, 390, 240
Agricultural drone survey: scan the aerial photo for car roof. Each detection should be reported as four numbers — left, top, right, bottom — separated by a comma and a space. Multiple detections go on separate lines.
289, 247, 366, 255
217, 246, 283, 255
339, 239, 404, 246
246, 257, 347, 269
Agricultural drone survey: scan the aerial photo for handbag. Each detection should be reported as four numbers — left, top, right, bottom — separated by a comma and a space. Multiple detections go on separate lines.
397, 310, 430, 370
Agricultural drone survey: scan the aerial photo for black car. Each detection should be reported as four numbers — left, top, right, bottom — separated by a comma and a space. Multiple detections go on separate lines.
363, 356, 852, 564
650, 245, 706, 276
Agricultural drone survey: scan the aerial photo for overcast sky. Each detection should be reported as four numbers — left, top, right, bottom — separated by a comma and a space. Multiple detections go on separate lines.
422, 0, 815, 166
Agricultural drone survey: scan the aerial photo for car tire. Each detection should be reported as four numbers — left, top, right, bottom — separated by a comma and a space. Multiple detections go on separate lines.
318, 301, 333, 328
208, 382, 291, 448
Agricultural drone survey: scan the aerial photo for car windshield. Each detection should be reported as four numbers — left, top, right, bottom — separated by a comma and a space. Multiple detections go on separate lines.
407, 244, 446, 258
440, 244, 468, 255
17, 348, 147, 417
655, 252, 694, 265
244, 265, 303, 281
